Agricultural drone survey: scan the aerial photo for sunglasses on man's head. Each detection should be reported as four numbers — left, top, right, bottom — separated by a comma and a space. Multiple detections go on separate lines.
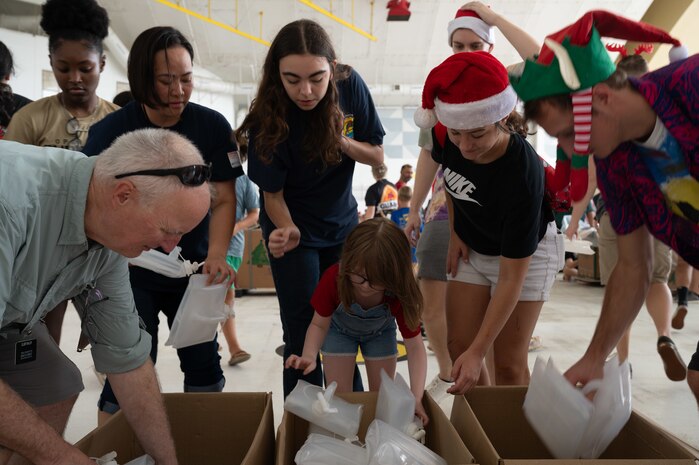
114, 163, 212, 186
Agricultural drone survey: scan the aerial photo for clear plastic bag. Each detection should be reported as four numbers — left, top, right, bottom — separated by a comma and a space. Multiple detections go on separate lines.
576, 355, 632, 458
365, 420, 446, 465
294, 433, 368, 465
128, 246, 201, 278
123, 455, 155, 465
165, 274, 231, 349
523, 357, 593, 458
524, 356, 632, 459
375, 370, 423, 441
284, 380, 363, 440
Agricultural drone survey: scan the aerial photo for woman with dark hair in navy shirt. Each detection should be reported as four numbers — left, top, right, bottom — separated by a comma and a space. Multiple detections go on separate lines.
237, 19, 385, 397
84, 26, 241, 423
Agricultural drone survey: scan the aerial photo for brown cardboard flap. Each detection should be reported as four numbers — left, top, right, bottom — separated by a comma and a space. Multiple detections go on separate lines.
76, 392, 275, 465
451, 386, 697, 465
276, 390, 475, 465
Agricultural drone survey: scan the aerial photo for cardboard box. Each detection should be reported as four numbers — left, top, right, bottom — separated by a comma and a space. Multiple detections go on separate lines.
76, 392, 275, 465
450, 386, 697, 465
577, 249, 601, 282
236, 228, 276, 291
276, 391, 475, 465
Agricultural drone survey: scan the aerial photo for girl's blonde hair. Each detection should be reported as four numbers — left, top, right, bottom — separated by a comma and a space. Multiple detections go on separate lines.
337, 218, 423, 330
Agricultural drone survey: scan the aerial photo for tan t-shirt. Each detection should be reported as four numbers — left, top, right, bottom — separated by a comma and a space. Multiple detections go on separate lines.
4, 94, 119, 150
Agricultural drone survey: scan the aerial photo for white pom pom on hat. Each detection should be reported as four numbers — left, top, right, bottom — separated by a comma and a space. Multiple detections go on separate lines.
413, 107, 438, 129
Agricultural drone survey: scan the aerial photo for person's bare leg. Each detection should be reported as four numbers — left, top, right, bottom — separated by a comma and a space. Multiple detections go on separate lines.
446, 281, 491, 385
419, 279, 452, 381
221, 317, 243, 356
646, 282, 673, 338
365, 358, 397, 391
616, 328, 631, 363
322, 355, 357, 392
4, 395, 78, 465
493, 301, 543, 385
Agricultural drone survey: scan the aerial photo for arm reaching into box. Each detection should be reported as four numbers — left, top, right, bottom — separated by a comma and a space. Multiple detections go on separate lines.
108, 359, 178, 465
285, 312, 331, 375
564, 226, 652, 387
0, 380, 95, 465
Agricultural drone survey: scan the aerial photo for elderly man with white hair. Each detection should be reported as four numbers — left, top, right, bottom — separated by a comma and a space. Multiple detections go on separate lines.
0, 128, 211, 465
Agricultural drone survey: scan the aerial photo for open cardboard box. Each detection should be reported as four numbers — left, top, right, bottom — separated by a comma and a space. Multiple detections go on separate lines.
76, 392, 275, 465
450, 386, 697, 465
276, 390, 476, 465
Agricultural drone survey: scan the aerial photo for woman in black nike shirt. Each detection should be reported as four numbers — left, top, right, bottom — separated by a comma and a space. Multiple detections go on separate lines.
414, 51, 563, 395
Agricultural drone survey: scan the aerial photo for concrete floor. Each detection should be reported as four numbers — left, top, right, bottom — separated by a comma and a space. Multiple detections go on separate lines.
60, 275, 699, 451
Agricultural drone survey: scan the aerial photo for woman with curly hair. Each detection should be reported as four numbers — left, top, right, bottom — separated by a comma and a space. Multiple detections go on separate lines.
237, 19, 385, 397
4, 0, 118, 345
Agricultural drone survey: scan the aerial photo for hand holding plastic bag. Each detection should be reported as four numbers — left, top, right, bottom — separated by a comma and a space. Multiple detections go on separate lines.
523, 356, 632, 459
165, 274, 231, 349
375, 370, 425, 442
576, 355, 632, 458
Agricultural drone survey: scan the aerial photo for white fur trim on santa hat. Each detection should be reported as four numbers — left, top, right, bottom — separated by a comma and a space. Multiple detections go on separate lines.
669, 44, 688, 62
448, 17, 495, 46
414, 107, 438, 129
434, 85, 517, 130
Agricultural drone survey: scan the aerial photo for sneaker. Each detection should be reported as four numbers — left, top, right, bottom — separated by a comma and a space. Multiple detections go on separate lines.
657, 336, 687, 381
672, 304, 688, 330
425, 375, 453, 404
528, 336, 543, 352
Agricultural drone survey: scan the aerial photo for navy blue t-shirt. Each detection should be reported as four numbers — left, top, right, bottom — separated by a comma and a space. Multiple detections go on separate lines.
432, 132, 551, 259
83, 101, 243, 289
248, 69, 385, 247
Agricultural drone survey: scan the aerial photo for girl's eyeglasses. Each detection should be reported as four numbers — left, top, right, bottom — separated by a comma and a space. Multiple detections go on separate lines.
65, 117, 85, 151
347, 272, 384, 290
114, 163, 212, 186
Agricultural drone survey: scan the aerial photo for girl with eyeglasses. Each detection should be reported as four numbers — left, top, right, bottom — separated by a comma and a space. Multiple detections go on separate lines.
285, 219, 428, 423
237, 19, 385, 398
4, 0, 118, 345
83, 26, 241, 425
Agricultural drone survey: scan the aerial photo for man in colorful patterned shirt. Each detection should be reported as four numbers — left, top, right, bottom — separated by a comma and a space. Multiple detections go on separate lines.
510, 10, 698, 402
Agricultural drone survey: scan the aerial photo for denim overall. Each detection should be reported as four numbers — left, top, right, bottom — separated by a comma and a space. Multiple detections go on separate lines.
323, 301, 398, 359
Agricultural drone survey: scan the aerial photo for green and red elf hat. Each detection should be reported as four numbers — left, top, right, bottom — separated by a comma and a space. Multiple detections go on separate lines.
509, 10, 687, 202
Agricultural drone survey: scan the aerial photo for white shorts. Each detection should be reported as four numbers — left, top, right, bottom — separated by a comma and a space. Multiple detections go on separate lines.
448, 222, 564, 301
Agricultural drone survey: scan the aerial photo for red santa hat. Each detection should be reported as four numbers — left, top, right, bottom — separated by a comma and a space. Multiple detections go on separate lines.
448, 8, 495, 46
414, 52, 516, 130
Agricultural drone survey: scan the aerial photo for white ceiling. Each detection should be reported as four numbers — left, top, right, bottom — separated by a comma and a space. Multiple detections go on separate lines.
1, 0, 654, 98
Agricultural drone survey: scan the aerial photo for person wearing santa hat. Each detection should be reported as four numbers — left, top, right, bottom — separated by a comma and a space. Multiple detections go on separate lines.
510, 10, 699, 402
404, 1, 540, 400
414, 51, 564, 395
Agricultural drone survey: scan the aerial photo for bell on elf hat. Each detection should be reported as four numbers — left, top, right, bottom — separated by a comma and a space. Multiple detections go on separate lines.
508, 9, 688, 202
447, 7, 495, 46
413, 51, 516, 131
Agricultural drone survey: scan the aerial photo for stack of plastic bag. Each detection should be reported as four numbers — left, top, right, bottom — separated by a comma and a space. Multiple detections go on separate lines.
165, 274, 232, 349
295, 434, 368, 465
523, 355, 632, 459
365, 420, 446, 465
375, 370, 425, 443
